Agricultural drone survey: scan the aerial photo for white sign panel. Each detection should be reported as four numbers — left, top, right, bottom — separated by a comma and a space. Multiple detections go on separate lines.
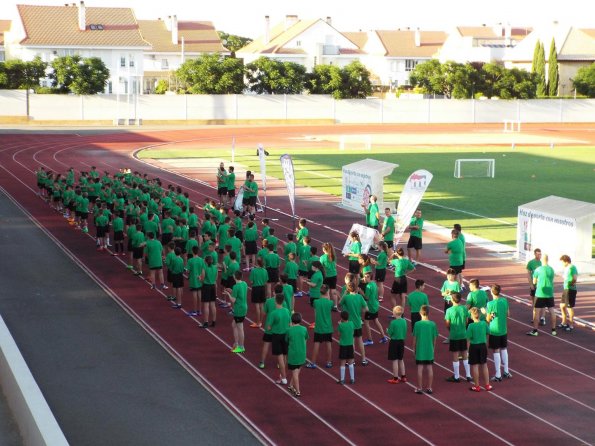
341, 223, 379, 255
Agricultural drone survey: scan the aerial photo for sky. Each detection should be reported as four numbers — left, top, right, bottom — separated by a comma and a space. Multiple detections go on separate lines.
5, 0, 595, 38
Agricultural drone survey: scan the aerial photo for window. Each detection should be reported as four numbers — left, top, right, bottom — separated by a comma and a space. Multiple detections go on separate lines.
296, 40, 301, 47
120, 56, 126, 67
0, 52, 4, 62
405, 59, 418, 72
129, 55, 135, 68
161, 59, 169, 69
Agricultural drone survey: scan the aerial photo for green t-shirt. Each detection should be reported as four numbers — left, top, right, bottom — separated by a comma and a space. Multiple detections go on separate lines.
382, 215, 395, 241
458, 232, 467, 261
218, 223, 230, 246
186, 256, 205, 289
340, 293, 367, 329
265, 235, 279, 252
375, 251, 387, 270
320, 254, 337, 278
563, 264, 578, 291
409, 217, 424, 238
286, 325, 309, 366
249, 267, 269, 287
445, 305, 469, 340
244, 226, 258, 242
387, 318, 407, 341
348, 241, 361, 261
366, 203, 379, 226
169, 256, 185, 275
282, 284, 294, 310
441, 280, 461, 302
145, 239, 163, 268
526, 258, 542, 275
391, 257, 415, 277
231, 281, 248, 317
309, 270, 323, 298
265, 252, 280, 269
223, 260, 240, 281
284, 241, 297, 261
228, 237, 242, 259
257, 247, 269, 261
413, 320, 438, 361
261, 226, 271, 239
486, 297, 508, 336
185, 239, 199, 257
298, 244, 311, 272
337, 320, 355, 346
226, 172, 236, 190
467, 320, 488, 345
364, 281, 379, 313
466, 289, 488, 320
533, 265, 555, 298
263, 298, 277, 334
296, 227, 308, 244
313, 298, 334, 334
407, 291, 429, 313
96, 214, 109, 227
446, 238, 464, 266
203, 264, 218, 285
269, 307, 291, 334
112, 217, 124, 232
131, 231, 145, 249
283, 261, 298, 280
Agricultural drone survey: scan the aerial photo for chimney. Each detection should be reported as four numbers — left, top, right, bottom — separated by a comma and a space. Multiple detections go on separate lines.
171, 15, 178, 45
285, 14, 298, 31
165, 15, 171, 31
78, 1, 86, 31
264, 15, 270, 44
504, 23, 512, 46
326, 16, 332, 26
492, 22, 503, 37
414, 28, 421, 47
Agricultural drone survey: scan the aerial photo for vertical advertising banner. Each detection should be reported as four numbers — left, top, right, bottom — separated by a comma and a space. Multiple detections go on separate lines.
394, 169, 433, 245
280, 154, 296, 216
341, 223, 379, 255
257, 144, 267, 207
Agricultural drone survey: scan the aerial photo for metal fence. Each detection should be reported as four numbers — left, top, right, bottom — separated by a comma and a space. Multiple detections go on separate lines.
1, 90, 594, 124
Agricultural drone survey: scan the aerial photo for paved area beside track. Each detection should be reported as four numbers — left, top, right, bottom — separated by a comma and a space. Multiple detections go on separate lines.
0, 191, 260, 446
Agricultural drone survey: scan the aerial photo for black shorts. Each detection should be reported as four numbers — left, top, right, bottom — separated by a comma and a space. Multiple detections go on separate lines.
411, 312, 421, 332
444, 300, 453, 313
530, 288, 536, 298
161, 233, 173, 245
348, 260, 360, 274
244, 240, 257, 255
407, 236, 422, 250
242, 196, 250, 206
75, 210, 82, 218
248, 196, 257, 207
450, 265, 463, 275
68, 203, 76, 211
364, 312, 378, 320
416, 360, 434, 365
388, 339, 405, 360
251, 285, 265, 303
133, 247, 144, 260
449, 338, 468, 352
384, 240, 394, 249
201, 284, 215, 301
271, 334, 288, 356
262, 333, 273, 343
114, 230, 124, 242
287, 278, 297, 291
339, 345, 355, 360
96, 225, 107, 238
288, 363, 303, 370
227, 188, 235, 198
88, 195, 98, 204
488, 334, 507, 350
218, 186, 227, 196
52, 196, 60, 203
313, 332, 333, 343
375, 268, 386, 283
561, 289, 577, 308
323, 276, 337, 289
221, 277, 234, 289
127, 239, 133, 252
149, 265, 163, 271
461, 261, 466, 271
267, 267, 279, 283
534, 297, 555, 308
298, 270, 309, 277
80, 212, 89, 220
468, 343, 488, 365
235, 230, 243, 242
353, 328, 362, 338
174, 240, 186, 252
233, 316, 245, 324
172, 272, 184, 289
391, 276, 408, 294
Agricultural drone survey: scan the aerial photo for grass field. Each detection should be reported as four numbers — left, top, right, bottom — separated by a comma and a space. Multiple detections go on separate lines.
138, 144, 595, 250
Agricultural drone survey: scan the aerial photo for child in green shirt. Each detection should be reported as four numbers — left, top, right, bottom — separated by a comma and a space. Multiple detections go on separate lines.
286, 313, 308, 397
337, 311, 355, 385
413, 305, 438, 394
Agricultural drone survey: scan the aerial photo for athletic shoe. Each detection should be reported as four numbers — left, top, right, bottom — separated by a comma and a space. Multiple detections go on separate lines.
556, 323, 568, 329
249, 322, 262, 328
258, 362, 265, 369
287, 385, 296, 395
166, 295, 176, 301
387, 378, 400, 384
111, 253, 117, 256
325, 362, 333, 369
442, 339, 449, 344
490, 376, 502, 382
565, 326, 574, 332
231, 346, 244, 353
187, 311, 198, 317
470, 386, 481, 392
171, 303, 182, 309
242, 267, 251, 272
337, 380, 345, 385
331, 306, 339, 312
379, 336, 389, 344
161, 284, 168, 290
415, 388, 423, 394
363, 339, 374, 346
424, 388, 433, 394
107, 243, 113, 247
502, 372, 513, 379
200, 322, 209, 328
121, 252, 126, 256
446, 376, 461, 383
350, 379, 355, 384
378, 297, 383, 302
275, 378, 288, 385
308, 322, 315, 329
400, 376, 408, 383
209, 321, 216, 328
361, 359, 369, 366
305, 363, 317, 369
539, 317, 546, 326
82, 227, 88, 233
551, 329, 557, 336
526, 329, 538, 336
294, 291, 303, 298
466, 376, 473, 382
150, 284, 156, 290
133, 271, 142, 276
485, 384, 494, 392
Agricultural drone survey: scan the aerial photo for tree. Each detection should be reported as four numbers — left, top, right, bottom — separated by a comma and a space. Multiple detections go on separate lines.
50, 55, 109, 94
305, 64, 343, 94
0, 57, 47, 90
548, 38, 559, 97
245, 57, 306, 94
532, 41, 540, 73
337, 61, 373, 99
409, 59, 444, 96
572, 63, 595, 97
176, 53, 244, 94
442, 61, 477, 98
218, 32, 252, 58
535, 41, 547, 97
154, 79, 169, 94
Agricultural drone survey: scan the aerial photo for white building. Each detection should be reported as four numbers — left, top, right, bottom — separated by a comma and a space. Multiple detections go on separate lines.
0, 20, 10, 62
4, 2, 150, 94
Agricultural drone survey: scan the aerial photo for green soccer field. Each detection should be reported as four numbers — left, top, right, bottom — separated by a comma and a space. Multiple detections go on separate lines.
138, 144, 595, 251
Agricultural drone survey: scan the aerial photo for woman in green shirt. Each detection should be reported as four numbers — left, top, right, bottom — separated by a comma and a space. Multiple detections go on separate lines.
373, 241, 388, 302
201, 255, 219, 328
320, 243, 339, 309
344, 231, 362, 275
390, 247, 415, 308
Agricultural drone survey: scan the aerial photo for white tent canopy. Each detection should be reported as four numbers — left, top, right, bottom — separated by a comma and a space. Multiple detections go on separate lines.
341, 158, 398, 213
517, 195, 595, 273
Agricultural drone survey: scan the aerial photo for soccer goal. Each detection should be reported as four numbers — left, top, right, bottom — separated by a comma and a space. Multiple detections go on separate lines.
454, 159, 495, 178
339, 134, 372, 151
503, 119, 521, 133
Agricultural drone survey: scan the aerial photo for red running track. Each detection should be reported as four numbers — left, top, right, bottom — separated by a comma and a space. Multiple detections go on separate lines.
1, 125, 594, 446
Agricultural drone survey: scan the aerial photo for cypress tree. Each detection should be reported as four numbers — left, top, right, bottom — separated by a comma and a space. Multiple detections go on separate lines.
532, 40, 540, 73
536, 41, 547, 97
548, 38, 559, 96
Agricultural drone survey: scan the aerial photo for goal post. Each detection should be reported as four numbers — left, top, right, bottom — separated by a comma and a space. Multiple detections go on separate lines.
454, 159, 495, 178
339, 134, 372, 151
503, 119, 521, 132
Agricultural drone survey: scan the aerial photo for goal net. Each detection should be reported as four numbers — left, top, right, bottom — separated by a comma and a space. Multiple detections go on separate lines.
339, 134, 372, 151
503, 119, 521, 132
454, 159, 495, 178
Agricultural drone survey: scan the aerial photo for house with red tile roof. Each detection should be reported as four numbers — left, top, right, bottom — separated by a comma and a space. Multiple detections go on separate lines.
0, 20, 10, 62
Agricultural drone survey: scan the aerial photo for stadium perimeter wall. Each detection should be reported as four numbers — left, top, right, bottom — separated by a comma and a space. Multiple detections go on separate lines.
1, 91, 594, 125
